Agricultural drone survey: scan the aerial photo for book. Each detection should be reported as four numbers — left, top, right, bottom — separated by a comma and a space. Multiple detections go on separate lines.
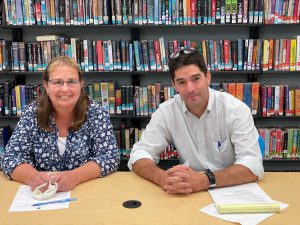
0, 125, 10, 156
0, 1, 3, 25
100, 82, 109, 112
295, 89, 300, 116
251, 82, 259, 115
108, 81, 116, 115
36, 35, 60, 42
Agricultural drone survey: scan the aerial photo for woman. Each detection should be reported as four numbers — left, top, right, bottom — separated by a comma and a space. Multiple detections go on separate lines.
1, 56, 120, 192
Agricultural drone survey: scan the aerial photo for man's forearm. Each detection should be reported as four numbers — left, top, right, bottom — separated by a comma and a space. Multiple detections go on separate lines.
214, 164, 258, 188
132, 159, 166, 188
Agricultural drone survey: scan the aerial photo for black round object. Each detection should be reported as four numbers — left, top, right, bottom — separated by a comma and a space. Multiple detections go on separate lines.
122, 200, 142, 208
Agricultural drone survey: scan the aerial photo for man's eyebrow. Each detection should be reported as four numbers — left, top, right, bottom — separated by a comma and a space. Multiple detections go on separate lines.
174, 77, 185, 82
191, 74, 202, 78
175, 74, 201, 80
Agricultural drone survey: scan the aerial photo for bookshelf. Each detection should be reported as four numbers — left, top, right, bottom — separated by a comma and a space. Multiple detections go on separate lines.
1, 1, 300, 172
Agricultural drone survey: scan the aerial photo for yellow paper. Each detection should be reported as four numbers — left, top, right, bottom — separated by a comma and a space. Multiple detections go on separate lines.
218, 203, 280, 214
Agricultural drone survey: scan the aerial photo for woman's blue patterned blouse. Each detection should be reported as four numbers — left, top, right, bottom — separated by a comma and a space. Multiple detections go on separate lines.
1, 100, 120, 178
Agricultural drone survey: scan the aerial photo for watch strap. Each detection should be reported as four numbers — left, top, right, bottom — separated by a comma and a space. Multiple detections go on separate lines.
205, 169, 216, 188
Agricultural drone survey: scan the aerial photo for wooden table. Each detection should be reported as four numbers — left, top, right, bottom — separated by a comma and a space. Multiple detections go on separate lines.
0, 172, 299, 225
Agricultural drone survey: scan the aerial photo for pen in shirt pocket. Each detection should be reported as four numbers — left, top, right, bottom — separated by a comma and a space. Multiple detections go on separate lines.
217, 140, 221, 151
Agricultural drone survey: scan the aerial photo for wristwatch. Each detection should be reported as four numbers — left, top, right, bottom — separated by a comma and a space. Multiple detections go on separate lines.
205, 169, 216, 188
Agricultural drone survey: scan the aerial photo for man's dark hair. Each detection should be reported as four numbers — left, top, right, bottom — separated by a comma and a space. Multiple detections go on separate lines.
168, 49, 208, 82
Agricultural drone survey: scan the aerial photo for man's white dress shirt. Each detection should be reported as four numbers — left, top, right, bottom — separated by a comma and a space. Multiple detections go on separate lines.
128, 88, 264, 180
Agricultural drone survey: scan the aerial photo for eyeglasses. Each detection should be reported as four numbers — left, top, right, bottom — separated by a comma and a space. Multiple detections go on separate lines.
48, 79, 81, 88
169, 47, 197, 60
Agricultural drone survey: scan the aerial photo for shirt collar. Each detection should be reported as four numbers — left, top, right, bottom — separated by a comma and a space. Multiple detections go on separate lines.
178, 87, 215, 114
206, 87, 215, 113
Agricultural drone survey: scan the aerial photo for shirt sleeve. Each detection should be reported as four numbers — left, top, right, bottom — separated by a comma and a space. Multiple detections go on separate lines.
1, 105, 36, 179
88, 105, 120, 177
128, 108, 171, 171
230, 104, 264, 180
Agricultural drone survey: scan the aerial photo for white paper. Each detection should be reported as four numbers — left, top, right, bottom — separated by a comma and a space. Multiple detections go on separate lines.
208, 183, 275, 206
9, 185, 71, 212
200, 201, 289, 225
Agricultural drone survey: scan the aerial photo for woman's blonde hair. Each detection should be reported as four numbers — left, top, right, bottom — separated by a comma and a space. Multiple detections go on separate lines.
37, 56, 89, 131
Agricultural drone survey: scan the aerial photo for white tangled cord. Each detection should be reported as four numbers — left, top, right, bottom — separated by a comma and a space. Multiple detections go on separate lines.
32, 172, 58, 200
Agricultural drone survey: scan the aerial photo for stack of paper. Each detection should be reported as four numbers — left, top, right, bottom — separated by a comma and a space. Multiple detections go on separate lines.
208, 183, 280, 214
199, 182, 289, 225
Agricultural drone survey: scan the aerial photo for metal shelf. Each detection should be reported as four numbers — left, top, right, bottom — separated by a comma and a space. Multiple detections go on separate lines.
2, 23, 300, 30
261, 70, 300, 74
1, 115, 299, 120
119, 158, 179, 171
263, 160, 300, 172
119, 158, 300, 172
254, 116, 300, 119
110, 115, 151, 119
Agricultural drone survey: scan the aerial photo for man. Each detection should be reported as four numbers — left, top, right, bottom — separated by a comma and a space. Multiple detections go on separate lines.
128, 48, 264, 194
